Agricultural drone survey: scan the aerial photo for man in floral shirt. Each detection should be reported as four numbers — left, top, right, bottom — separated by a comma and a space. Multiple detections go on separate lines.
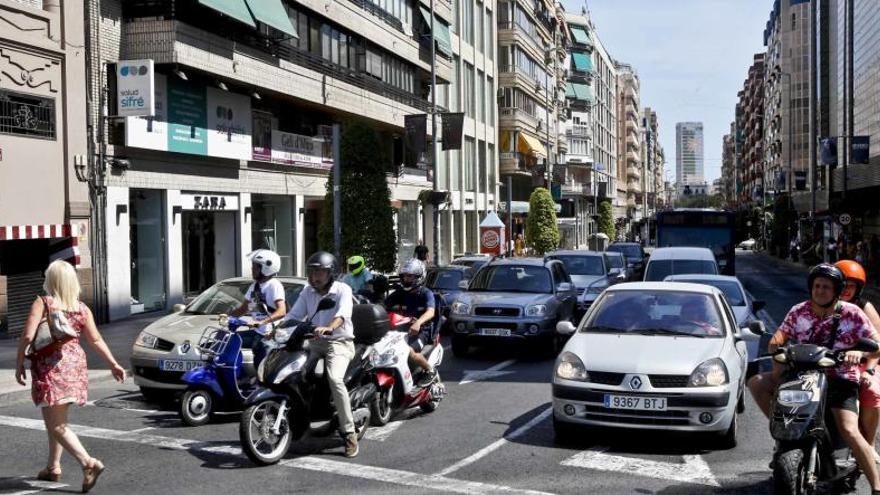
748, 264, 880, 491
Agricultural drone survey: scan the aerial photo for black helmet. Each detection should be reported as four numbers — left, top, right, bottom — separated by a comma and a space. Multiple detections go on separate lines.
306, 251, 338, 290
807, 263, 844, 299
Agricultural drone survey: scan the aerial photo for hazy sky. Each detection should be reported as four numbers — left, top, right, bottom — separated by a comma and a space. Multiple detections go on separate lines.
560, 0, 772, 183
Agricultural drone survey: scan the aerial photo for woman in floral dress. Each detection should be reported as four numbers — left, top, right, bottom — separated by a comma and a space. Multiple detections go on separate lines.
14, 260, 126, 493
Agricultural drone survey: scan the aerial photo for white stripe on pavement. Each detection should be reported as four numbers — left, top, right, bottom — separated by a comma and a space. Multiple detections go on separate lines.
0, 414, 553, 495
1, 477, 68, 495
561, 448, 720, 487
363, 419, 404, 442
459, 359, 517, 385
435, 406, 552, 477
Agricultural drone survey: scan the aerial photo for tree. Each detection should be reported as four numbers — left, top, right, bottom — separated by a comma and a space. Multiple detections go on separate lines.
525, 187, 559, 255
597, 200, 615, 241
317, 121, 398, 273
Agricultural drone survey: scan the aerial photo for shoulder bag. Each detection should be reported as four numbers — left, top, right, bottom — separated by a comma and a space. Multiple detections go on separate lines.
25, 296, 78, 357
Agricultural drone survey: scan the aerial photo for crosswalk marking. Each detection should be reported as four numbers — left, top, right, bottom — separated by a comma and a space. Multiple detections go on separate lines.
0, 476, 68, 495
561, 448, 720, 487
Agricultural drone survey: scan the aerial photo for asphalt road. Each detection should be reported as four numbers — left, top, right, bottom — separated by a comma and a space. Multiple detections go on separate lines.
0, 251, 864, 495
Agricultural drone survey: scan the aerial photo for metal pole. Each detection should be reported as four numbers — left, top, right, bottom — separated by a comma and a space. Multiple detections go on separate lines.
781, 71, 792, 196
333, 124, 342, 259
545, 45, 551, 189
507, 175, 513, 253
810, 0, 821, 260
845, 0, 853, 202
430, 0, 440, 265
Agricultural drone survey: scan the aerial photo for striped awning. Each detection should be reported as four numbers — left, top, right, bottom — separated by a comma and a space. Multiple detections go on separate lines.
0, 224, 81, 267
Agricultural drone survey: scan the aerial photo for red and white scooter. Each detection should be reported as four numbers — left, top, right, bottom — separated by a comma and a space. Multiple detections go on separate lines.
368, 312, 446, 425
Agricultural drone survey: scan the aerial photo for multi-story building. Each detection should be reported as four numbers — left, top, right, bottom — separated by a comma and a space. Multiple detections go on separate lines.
738, 53, 765, 205
89, 0, 476, 320
675, 122, 704, 193
642, 107, 664, 213
497, 0, 563, 239
763, 0, 811, 212
615, 63, 640, 227
721, 123, 736, 205
590, 23, 618, 222
0, 0, 89, 335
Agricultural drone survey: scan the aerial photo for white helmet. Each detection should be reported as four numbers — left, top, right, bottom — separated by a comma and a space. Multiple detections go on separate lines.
399, 258, 425, 289
249, 249, 281, 277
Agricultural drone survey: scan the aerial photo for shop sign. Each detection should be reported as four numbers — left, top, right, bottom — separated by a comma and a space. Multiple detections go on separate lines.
180, 193, 240, 211
116, 59, 154, 117
269, 130, 331, 168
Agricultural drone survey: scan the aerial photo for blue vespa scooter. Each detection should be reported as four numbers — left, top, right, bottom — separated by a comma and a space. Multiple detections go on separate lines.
179, 316, 259, 426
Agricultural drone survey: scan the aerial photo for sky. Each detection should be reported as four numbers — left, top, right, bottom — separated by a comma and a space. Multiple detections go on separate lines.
559, 0, 772, 183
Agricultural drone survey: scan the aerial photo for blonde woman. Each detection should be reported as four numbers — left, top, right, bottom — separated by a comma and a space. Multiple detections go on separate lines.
14, 260, 125, 493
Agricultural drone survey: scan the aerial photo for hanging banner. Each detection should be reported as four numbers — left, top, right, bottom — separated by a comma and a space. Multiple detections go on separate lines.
851, 136, 870, 165
795, 171, 807, 191
116, 59, 155, 117
404, 114, 427, 156
597, 182, 607, 198
270, 130, 331, 169
441, 112, 464, 151
820, 137, 838, 167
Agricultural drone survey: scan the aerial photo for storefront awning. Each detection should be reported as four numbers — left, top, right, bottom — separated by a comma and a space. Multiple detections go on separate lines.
518, 133, 547, 158
0, 224, 81, 267
198, 0, 256, 27
245, 0, 298, 38
570, 26, 590, 45
572, 53, 594, 73
499, 201, 562, 214
566, 82, 594, 102
419, 7, 453, 58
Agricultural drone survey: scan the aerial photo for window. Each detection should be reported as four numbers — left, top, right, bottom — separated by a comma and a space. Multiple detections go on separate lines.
478, 140, 487, 192
476, 1, 484, 52
478, 70, 485, 123
487, 76, 495, 125
0, 89, 56, 139
463, 0, 474, 44
487, 10, 494, 59
464, 137, 475, 190
452, 56, 461, 111
465, 62, 476, 117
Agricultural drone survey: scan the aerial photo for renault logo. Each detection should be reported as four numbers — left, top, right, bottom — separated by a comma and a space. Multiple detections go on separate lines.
629, 376, 642, 390
180, 341, 192, 354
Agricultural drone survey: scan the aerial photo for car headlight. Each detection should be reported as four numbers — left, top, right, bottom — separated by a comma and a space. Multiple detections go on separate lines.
370, 348, 399, 368
273, 327, 292, 344
525, 304, 547, 317
688, 358, 729, 387
451, 301, 471, 315
135, 332, 158, 349
777, 389, 813, 405
556, 352, 589, 381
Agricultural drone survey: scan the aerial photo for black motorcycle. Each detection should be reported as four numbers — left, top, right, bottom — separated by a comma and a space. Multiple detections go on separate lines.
769, 337, 879, 495
238, 298, 388, 465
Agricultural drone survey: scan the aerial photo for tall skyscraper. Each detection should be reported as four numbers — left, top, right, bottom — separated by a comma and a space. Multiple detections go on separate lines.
676, 122, 704, 187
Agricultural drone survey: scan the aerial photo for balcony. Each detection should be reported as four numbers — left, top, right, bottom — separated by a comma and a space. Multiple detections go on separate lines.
499, 152, 537, 176
626, 150, 640, 163
627, 180, 642, 194
499, 107, 539, 129
566, 124, 591, 138
627, 165, 641, 179
626, 133, 639, 148
561, 182, 591, 197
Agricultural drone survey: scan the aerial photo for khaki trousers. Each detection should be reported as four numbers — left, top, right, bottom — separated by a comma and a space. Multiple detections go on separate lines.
308, 338, 355, 435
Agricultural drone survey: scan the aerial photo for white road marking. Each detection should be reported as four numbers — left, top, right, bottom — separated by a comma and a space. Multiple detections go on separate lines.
363, 420, 404, 442
1, 477, 67, 495
459, 359, 517, 385
435, 406, 552, 477
129, 426, 155, 434
0, 415, 553, 495
561, 448, 720, 487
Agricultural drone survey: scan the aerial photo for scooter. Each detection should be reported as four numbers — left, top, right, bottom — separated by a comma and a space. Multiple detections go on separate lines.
238, 298, 387, 465
768, 337, 879, 495
368, 311, 446, 426
179, 315, 257, 426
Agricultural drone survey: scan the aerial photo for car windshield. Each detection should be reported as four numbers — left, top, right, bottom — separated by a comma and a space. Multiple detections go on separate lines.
645, 260, 718, 282
680, 280, 745, 306
550, 256, 605, 276
426, 270, 464, 290
605, 255, 625, 269
470, 265, 553, 293
583, 291, 725, 338
608, 245, 642, 260
186, 281, 304, 315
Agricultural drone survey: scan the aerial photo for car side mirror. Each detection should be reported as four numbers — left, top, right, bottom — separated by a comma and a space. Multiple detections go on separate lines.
752, 300, 766, 312
458, 280, 470, 289
608, 268, 621, 276
746, 320, 767, 336
855, 338, 880, 353
172, 303, 186, 313
556, 321, 577, 335
557, 282, 574, 292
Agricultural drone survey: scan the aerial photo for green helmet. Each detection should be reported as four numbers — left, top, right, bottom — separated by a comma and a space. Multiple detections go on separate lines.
347, 255, 366, 275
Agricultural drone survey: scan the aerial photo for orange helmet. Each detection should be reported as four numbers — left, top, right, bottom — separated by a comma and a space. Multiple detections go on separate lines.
835, 259, 867, 287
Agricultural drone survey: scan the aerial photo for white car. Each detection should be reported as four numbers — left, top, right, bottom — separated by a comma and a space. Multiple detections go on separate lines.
552, 282, 764, 449
738, 239, 757, 250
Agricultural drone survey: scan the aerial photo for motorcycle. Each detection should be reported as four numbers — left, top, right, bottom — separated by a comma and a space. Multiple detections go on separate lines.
768, 337, 879, 495
238, 298, 388, 465
368, 311, 446, 426
178, 316, 258, 426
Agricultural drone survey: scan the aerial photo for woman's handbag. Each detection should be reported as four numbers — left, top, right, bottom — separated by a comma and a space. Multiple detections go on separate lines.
26, 296, 78, 357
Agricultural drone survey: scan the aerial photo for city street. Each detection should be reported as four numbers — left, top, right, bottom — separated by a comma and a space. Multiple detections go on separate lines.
0, 251, 868, 495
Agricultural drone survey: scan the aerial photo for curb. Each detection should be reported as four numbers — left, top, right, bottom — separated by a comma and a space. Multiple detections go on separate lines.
0, 369, 130, 406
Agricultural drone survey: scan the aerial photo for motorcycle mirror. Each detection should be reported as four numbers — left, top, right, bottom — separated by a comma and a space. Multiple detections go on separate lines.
317, 297, 336, 311
747, 320, 767, 336
854, 338, 880, 353
556, 321, 577, 335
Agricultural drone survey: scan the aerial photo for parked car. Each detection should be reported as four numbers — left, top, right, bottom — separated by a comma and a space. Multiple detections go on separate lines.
607, 242, 648, 280
546, 250, 616, 322
451, 253, 492, 273
643, 247, 719, 282
602, 252, 630, 284
425, 265, 473, 332
449, 257, 577, 356
737, 238, 757, 250
553, 282, 762, 449
131, 276, 306, 401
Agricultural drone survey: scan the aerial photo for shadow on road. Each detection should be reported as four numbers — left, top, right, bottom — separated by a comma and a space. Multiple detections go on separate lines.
647, 474, 772, 494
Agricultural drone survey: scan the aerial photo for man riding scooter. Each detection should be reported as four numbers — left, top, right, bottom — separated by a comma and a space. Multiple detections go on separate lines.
748, 263, 880, 493
385, 259, 437, 387
230, 249, 287, 368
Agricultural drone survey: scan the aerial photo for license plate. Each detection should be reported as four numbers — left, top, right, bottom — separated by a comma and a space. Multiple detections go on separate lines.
603, 395, 667, 411
159, 360, 202, 372
480, 328, 512, 337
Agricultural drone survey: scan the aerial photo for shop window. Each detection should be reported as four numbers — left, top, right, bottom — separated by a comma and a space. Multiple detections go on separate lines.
251, 195, 295, 276
129, 189, 166, 313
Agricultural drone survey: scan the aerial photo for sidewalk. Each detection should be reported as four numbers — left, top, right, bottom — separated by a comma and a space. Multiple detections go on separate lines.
0, 312, 164, 404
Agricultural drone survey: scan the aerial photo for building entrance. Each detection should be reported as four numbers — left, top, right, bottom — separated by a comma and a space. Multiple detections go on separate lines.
182, 211, 237, 297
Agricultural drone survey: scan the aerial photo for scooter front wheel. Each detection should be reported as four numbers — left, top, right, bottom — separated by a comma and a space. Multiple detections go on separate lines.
370, 386, 394, 426
239, 400, 292, 465
179, 389, 214, 427
773, 448, 814, 495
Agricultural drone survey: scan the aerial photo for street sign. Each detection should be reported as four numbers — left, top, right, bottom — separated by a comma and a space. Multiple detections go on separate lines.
116, 59, 155, 117
839, 213, 852, 226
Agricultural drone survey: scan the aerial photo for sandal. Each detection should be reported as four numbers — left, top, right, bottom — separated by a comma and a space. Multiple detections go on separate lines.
36, 465, 61, 482
81, 458, 105, 493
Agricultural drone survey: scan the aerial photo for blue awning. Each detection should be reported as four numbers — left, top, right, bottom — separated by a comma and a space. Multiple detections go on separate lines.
245, 0, 298, 38
198, 0, 255, 27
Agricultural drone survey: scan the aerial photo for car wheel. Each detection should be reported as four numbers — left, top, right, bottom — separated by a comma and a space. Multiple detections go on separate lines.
451, 336, 468, 357
713, 413, 738, 450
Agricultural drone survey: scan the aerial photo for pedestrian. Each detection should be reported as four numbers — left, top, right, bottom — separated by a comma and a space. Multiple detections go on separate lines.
14, 260, 126, 493
414, 239, 429, 265
827, 237, 838, 262
789, 237, 800, 262
514, 233, 524, 257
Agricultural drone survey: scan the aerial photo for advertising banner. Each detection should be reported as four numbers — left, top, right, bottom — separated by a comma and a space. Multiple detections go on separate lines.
116, 59, 154, 117
820, 137, 838, 166
270, 130, 331, 168
167, 78, 208, 155
441, 112, 464, 151
206, 87, 252, 160
125, 74, 168, 150
851, 136, 870, 165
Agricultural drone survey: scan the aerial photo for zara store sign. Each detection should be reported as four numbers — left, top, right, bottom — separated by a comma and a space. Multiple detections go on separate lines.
180, 193, 239, 211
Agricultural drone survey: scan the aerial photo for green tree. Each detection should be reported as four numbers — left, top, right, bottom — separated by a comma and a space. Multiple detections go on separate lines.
597, 200, 615, 240
317, 121, 398, 273
525, 187, 559, 255
771, 194, 796, 257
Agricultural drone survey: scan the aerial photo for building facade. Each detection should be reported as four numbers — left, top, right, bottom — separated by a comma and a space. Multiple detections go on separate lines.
738, 53, 766, 206
675, 122, 704, 189
641, 106, 665, 238
615, 63, 640, 227
589, 24, 618, 222
0, 0, 89, 335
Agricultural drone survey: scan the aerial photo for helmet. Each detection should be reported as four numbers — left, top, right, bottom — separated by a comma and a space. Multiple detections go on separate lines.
835, 259, 867, 299
249, 249, 281, 277
347, 255, 366, 276
399, 259, 425, 289
807, 263, 845, 299
306, 251, 338, 290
